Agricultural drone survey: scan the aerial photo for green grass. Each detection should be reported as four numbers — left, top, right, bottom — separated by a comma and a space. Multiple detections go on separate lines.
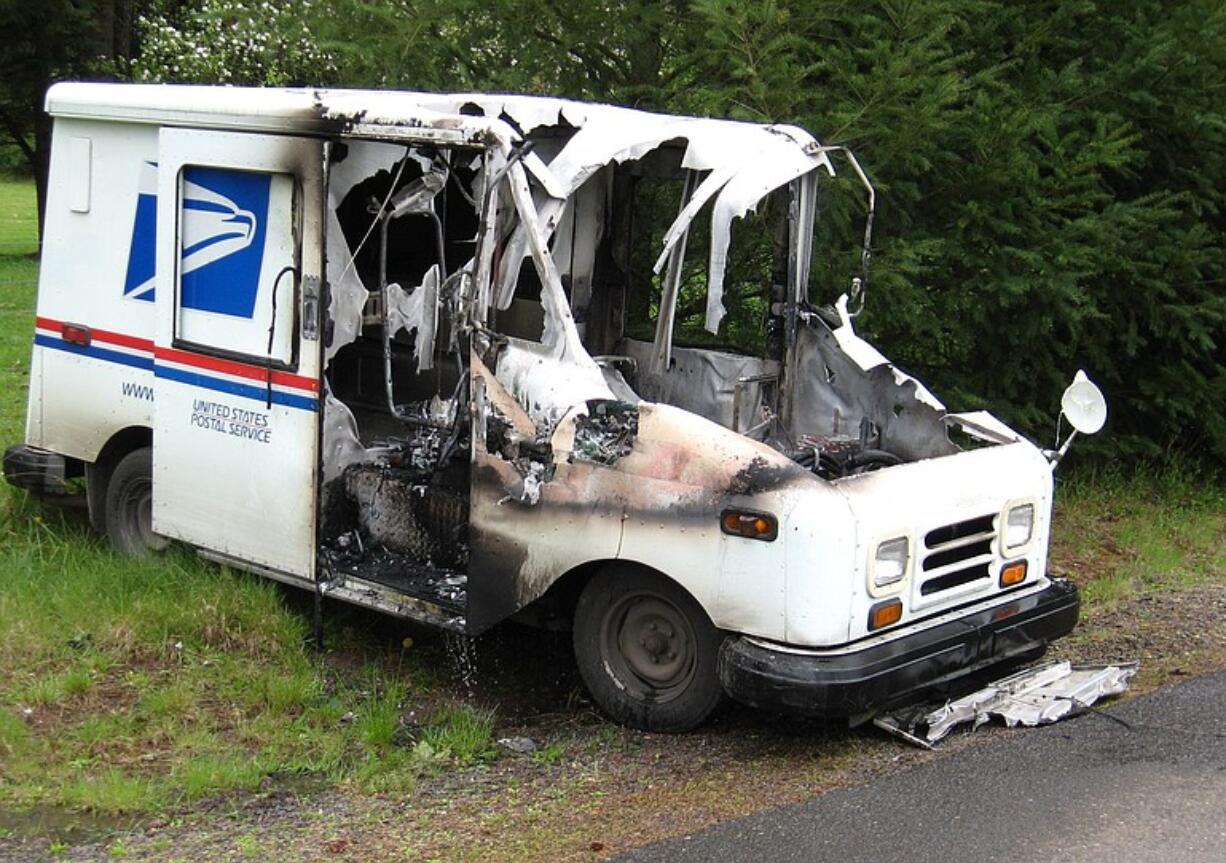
15, 667, 95, 706
0, 500, 467, 815
419, 705, 497, 765
356, 678, 408, 753
0, 171, 1222, 844
1050, 463, 1226, 609
0, 176, 39, 452
0, 176, 38, 255
0, 177, 483, 818
0, 511, 462, 813
531, 742, 566, 767
0, 480, 475, 816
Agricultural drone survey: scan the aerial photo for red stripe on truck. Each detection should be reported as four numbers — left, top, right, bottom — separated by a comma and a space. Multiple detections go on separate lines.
36, 316, 154, 353
153, 346, 319, 392
35, 316, 319, 393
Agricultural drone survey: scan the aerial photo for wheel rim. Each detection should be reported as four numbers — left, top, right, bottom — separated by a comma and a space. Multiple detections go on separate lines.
120, 477, 169, 553
601, 592, 697, 703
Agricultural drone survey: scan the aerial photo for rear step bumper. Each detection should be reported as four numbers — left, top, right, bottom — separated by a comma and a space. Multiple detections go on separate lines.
719, 579, 1080, 719
3, 444, 68, 496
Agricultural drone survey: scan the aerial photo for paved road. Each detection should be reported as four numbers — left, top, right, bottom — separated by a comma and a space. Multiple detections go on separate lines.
617, 670, 1226, 863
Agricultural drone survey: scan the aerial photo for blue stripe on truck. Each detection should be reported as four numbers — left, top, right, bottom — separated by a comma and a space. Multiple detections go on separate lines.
34, 334, 155, 371
34, 334, 317, 412
154, 365, 318, 411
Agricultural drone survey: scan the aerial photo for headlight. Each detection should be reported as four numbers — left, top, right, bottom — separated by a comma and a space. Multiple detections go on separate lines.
1004, 503, 1035, 549
873, 537, 910, 589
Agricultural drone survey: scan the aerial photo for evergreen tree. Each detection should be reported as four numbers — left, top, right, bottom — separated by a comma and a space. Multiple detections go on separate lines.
8, 0, 1222, 465
682, 0, 1226, 464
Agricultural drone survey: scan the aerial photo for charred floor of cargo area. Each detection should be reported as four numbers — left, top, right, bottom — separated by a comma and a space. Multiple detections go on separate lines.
322, 540, 467, 613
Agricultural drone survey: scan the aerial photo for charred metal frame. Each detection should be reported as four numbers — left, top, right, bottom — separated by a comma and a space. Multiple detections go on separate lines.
306, 93, 986, 638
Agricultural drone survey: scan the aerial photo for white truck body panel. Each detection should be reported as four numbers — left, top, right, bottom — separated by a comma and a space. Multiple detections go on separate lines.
28, 119, 158, 460
149, 129, 324, 578
8, 83, 1085, 725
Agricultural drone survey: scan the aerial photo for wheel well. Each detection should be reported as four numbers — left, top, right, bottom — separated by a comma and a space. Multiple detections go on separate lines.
532, 560, 705, 630
85, 426, 152, 533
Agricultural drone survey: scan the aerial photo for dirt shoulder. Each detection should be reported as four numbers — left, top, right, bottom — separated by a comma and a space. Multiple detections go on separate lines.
4, 570, 1225, 863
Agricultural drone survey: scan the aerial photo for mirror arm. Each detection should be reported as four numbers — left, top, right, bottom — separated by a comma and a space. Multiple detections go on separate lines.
812, 145, 875, 316
1047, 429, 1078, 470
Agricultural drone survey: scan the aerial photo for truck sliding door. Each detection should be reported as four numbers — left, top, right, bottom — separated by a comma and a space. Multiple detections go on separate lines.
151, 129, 324, 579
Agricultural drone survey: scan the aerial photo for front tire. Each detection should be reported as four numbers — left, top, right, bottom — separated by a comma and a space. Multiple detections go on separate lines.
104, 448, 169, 556
573, 567, 726, 732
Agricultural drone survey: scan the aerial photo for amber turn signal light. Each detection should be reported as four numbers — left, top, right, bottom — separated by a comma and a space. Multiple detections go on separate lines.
868, 598, 903, 631
1000, 560, 1028, 587
720, 509, 778, 542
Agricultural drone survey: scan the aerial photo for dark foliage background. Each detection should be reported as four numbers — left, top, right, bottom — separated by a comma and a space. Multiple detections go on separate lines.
2, 0, 1223, 467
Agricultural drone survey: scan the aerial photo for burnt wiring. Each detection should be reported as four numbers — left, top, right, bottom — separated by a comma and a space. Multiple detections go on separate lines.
432, 347, 470, 477
789, 417, 903, 479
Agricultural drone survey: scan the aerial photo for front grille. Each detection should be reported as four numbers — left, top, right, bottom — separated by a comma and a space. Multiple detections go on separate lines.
919, 513, 997, 597
920, 562, 991, 595
924, 514, 995, 552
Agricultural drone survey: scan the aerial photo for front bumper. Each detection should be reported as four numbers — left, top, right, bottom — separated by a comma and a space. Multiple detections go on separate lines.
719, 579, 1080, 718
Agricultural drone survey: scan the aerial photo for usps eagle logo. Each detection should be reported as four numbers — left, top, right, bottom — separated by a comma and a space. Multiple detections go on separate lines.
123, 162, 271, 318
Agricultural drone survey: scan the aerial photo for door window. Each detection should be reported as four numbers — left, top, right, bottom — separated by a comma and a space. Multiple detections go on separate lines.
174, 166, 299, 366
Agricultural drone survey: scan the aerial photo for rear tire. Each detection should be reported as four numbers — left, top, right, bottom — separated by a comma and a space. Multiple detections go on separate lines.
105, 448, 169, 556
573, 567, 726, 732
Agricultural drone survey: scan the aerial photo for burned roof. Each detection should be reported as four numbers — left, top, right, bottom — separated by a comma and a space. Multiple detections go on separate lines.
49, 83, 836, 333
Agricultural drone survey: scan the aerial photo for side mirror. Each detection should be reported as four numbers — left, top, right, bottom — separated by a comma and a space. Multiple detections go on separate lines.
1061, 370, 1107, 435
1049, 370, 1107, 468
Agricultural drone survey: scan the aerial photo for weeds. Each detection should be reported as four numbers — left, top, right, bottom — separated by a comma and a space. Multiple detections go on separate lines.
139, 681, 197, 719
357, 680, 408, 753
0, 709, 29, 753
16, 668, 95, 706
244, 663, 320, 714
234, 834, 260, 858
531, 743, 565, 767
60, 770, 156, 815
0, 496, 460, 815
1052, 462, 1225, 609
176, 754, 266, 802
420, 705, 497, 765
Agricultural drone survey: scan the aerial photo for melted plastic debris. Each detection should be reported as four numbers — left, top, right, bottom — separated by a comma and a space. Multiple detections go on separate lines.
830, 293, 945, 411
322, 533, 468, 609
321, 391, 391, 484
875, 661, 1138, 748
506, 460, 547, 506
494, 341, 615, 426
386, 265, 440, 372
484, 402, 556, 506
572, 399, 639, 465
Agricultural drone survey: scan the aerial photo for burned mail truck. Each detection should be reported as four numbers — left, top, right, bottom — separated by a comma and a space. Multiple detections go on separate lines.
4, 83, 1107, 731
